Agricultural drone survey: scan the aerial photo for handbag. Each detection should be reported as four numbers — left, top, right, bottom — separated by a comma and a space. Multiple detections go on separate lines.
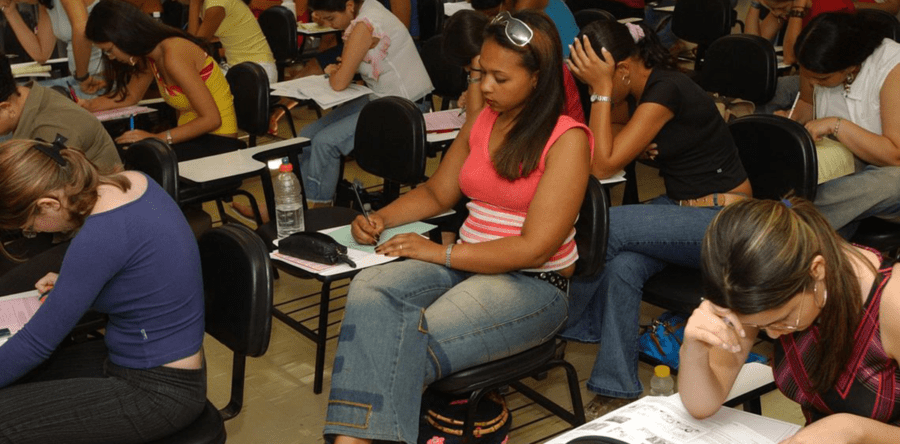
638, 311, 686, 371
418, 389, 511, 444
279, 232, 356, 267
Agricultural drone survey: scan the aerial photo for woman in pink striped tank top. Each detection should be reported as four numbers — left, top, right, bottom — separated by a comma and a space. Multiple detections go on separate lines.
323, 11, 593, 444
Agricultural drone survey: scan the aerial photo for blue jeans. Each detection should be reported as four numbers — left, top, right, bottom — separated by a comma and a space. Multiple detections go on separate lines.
757, 75, 800, 115
815, 164, 900, 235
323, 260, 568, 443
560, 196, 721, 399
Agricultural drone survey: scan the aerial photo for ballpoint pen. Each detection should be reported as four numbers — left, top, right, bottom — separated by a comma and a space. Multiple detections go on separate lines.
352, 182, 379, 243
458, 106, 466, 117
129, 114, 135, 131
787, 92, 800, 120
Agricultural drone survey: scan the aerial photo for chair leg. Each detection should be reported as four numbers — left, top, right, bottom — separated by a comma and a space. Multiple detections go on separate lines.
220, 354, 247, 420
462, 388, 490, 444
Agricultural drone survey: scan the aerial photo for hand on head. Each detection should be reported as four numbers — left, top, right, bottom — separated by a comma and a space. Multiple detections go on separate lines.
684, 299, 746, 354
566, 36, 615, 93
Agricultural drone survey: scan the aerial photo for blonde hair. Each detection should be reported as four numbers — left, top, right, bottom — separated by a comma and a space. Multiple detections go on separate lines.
0, 139, 131, 258
701, 196, 867, 393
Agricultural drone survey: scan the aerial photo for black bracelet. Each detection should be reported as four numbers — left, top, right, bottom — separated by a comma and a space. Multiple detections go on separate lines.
73, 72, 90, 82
788, 7, 807, 18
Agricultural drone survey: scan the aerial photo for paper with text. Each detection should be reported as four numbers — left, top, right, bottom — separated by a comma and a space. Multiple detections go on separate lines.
545, 395, 800, 444
270, 75, 373, 109
0, 290, 42, 345
816, 137, 856, 184
424, 109, 467, 132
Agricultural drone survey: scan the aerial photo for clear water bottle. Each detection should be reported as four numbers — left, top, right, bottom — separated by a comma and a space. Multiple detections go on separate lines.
275, 158, 305, 238
650, 365, 675, 396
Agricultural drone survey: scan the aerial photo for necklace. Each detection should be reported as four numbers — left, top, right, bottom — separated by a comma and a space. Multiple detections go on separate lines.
843, 70, 857, 96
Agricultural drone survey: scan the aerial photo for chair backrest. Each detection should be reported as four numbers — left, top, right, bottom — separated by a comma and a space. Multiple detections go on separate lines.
857, 9, 900, 42
573, 8, 616, 30
418, 0, 445, 42
729, 114, 818, 201
700, 34, 777, 105
352, 96, 427, 202
122, 138, 179, 200
200, 224, 273, 359
420, 34, 467, 110
258, 6, 299, 71
226, 61, 271, 145
573, 176, 610, 279
672, 0, 734, 46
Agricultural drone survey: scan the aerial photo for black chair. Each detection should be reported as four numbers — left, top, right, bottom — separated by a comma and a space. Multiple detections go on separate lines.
418, 0, 445, 42
258, 6, 299, 82
699, 34, 778, 106
145, 223, 274, 443
671, 0, 736, 71
338, 96, 428, 209
573, 8, 617, 30
568, 0, 642, 19
420, 34, 467, 112
428, 177, 610, 441
857, 8, 900, 42
641, 114, 818, 316
226, 62, 271, 148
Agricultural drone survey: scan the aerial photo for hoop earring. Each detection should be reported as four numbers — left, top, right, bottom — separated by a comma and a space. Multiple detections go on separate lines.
129, 56, 136, 66
814, 280, 827, 308
623, 75, 631, 86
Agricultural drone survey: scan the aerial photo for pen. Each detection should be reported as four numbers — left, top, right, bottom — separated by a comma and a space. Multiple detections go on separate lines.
129, 114, 135, 131
787, 92, 800, 120
458, 106, 466, 117
0, 328, 10, 339
352, 182, 379, 243
67, 82, 78, 103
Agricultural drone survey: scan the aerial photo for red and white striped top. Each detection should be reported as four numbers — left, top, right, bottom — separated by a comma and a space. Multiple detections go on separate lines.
457, 108, 593, 272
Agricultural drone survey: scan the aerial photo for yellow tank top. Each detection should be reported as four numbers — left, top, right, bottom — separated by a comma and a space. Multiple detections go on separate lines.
149, 56, 238, 135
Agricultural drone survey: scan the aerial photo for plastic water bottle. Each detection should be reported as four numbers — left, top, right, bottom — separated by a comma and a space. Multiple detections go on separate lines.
650, 365, 675, 396
275, 158, 305, 238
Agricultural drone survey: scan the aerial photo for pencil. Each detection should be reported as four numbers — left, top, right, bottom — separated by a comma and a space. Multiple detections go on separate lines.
787, 92, 800, 120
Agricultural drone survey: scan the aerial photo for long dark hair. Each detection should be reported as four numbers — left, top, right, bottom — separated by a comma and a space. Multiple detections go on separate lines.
0, 51, 16, 102
485, 10, 564, 180
795, 12, 885, 74
442, 10, 490, 67
701, 197, 867, 394
85, 0, 209, 101
578, 20, 675, 71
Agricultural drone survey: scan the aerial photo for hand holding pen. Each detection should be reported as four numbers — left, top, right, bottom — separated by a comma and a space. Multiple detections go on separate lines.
35, 272, 58, 303
350, 183, 383, 245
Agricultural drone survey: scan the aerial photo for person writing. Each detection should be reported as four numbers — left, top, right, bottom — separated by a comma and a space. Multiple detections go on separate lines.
680, 197, 900, 443
324, 11, 591, 443
562, 20, 751, 419
80, 0, 243, 160
0, 139, 205, 443
0, 0, 106, 98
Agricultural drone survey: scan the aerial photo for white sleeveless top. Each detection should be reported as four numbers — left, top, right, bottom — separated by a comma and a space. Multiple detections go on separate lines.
343, 0, 432, 101
815, 39, 900, 136
46, 0, 104, 76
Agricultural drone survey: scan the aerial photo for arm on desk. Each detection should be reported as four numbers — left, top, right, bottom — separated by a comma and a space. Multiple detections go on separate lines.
0, 1, 56, 64
326, 22, 374, 91
79, 70, 154, 112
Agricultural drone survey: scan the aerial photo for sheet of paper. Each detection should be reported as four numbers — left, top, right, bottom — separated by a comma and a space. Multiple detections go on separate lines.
0, 290, 42, 338
424, 109, 466, 132
599, 170, 627, 185
93, 105, 157, 122
816, 137, 856, 184
270, 75, 373, 109
545, 395, 800, 444
324, 221, 436, 254
444, 1, 473, 16
297, 22, 339, 34
11, 62, 51, 78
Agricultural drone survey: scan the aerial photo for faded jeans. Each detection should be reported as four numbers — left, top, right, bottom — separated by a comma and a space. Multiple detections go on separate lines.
323, 259, 569, 443
815, 164, 900, 236
561, 196, 721, 399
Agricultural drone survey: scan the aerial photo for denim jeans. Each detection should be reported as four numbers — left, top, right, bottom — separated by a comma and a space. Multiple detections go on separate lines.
323, 260, 569, 443
815, 164, 900, 235
560, 196, 721, 399
757, 75, 800, 115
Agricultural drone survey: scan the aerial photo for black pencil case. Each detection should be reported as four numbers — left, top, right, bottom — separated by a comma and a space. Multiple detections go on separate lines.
280, 232, 356, 267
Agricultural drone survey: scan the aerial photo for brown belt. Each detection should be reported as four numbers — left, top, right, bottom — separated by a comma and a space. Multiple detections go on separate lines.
678, 192, 749, 207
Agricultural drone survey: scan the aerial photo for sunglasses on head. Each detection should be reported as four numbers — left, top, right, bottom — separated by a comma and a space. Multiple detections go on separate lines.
491, 11, 534, 47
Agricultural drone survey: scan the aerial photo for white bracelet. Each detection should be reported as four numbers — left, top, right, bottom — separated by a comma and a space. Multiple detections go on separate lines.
590, 94, 612, 103
445, 243, 454, 268
166, 130, 173, 145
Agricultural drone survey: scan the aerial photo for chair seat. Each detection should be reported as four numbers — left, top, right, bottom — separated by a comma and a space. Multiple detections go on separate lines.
851, 217, 900, 254
430, 340, 558, 395
144, 400, 226, 444
642, 266, 704, 315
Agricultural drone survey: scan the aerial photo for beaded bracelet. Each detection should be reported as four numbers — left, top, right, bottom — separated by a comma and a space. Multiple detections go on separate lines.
833, 117, 842, 137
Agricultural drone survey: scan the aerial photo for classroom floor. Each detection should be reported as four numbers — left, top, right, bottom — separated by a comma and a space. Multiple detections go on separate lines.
196, 100, 808, 443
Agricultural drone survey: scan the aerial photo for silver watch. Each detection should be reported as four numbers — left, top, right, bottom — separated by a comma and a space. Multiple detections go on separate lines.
590, 94, 612, 103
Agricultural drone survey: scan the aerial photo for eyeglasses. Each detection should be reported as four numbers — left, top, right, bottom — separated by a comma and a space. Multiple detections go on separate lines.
22, 223, 36, 239
742, 296, 805, 332
491, 11, 534, 47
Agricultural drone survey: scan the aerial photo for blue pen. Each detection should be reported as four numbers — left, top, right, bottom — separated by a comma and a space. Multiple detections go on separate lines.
129, 114, 135, 131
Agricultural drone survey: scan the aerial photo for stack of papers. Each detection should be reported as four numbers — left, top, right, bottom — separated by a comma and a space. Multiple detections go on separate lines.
270, 75, 374, 109
93, 105, 157, 122
10, 62, 51, 78
0, 290, 42, 346
298, 22, 339, 34
424, 109, 466, 132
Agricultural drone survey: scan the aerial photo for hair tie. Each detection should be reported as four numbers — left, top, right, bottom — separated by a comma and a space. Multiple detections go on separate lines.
625, 22, 645, 43
781, 198, 793, 208
33, 134, 69, 167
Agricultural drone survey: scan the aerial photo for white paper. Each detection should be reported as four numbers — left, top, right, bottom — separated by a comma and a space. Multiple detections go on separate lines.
270, 75, 373, 109
545, 396, 800, 444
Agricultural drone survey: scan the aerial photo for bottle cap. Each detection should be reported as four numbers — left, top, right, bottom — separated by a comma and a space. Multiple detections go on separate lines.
279, 157, 293, 172
654, 365, 671, 378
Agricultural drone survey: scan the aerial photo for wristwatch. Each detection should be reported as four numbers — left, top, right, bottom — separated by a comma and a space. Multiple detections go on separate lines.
590, 94, 612, 103
73, 72, 90, 82
788, 7, 807, 18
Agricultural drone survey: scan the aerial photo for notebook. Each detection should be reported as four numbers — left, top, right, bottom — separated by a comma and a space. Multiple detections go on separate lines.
816, 137, 856, 184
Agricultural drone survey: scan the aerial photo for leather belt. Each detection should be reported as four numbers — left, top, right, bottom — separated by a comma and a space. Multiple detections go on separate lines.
678, 192, 749, 207
521, 271, 569, 293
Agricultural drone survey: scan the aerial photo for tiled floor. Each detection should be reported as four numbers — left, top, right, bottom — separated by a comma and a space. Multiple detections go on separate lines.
200, 103, 807, 443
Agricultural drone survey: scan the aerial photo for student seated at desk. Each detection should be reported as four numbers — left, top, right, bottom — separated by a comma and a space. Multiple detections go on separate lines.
680, 197, 900, 443
0, 139, 205, 444
0, 0, 106, 98
287, 0, 431, 207
79, 0, 244, 161
181, 0, 278, 83
562, 20, 752, 420
324, 11, 591, 444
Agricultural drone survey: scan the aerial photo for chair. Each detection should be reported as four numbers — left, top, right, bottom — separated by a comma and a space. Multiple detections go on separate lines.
144, 224, 274, 443
225, 62, 271, 148
338, 96, 428, 209
641, 114, 818, 317
569, 0, 641, 20
573, 8, 617, 30
857, 9, 900, 42
418, 0, 445, 42
671, 0, 736, 71
699, 34, 778, 106
258, 6, 299, 82
420, 34, 467, 112
428, 177, 610, 441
